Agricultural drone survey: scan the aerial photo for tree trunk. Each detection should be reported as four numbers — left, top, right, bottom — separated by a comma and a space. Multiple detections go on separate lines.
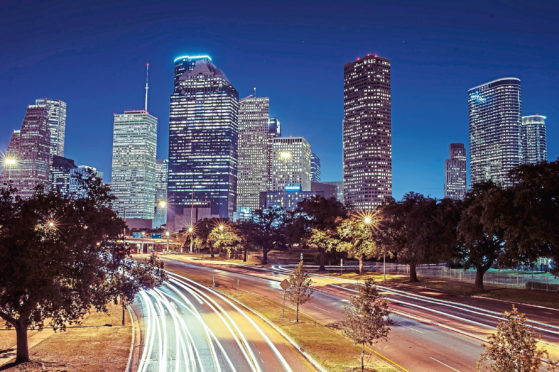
361, 344, 365, 372
262, 247, 268, 265
15, 319, 29, 364
409, 263, 419, 282
359, 255, 364, 275
319, 248, 326, 271
296, 302, 299, 324
475, 266, 488, 291
243, 245, 247, 262
210, 243, 214, 258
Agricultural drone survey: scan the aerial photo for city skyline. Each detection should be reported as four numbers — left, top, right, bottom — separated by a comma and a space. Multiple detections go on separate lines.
1, 0, 558, 200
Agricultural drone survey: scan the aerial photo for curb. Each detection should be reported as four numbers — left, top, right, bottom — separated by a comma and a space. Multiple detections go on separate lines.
125, 305, 138, 372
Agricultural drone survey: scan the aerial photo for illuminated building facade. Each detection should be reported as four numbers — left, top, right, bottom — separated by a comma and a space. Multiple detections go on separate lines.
0, 104, 51, 198
343, 54, 392, 209
168, 56, 239, 220
521, 115, 547, 164
468, 77, 521, 187
153, 159, 168, 228
111, 110, 157, 219
237, 95, 269, 211
260, 185, 323, 211
444, 143, 467, 200
50, 155, 76, 195
270, 137, 311, 192
69, 165, 103, 197
35, 98, 67, 157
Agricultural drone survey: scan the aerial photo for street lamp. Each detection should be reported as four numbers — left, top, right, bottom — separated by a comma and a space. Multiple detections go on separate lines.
187, 226, 194, 253
165, 231, 170, 253
3, 156, 17, 181
363, 212, 385, 282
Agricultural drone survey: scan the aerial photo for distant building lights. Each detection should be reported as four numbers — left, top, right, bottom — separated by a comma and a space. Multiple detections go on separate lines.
174, 55, 212, 63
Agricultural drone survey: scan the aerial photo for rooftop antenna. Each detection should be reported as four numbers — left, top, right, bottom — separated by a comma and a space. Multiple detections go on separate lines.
144, 63, 150, 111
253, 87, 256, 97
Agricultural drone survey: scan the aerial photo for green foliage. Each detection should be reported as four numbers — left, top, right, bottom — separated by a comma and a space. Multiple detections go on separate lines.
337, 216, 378, 274
208, 224, 242, 258
286, 261, 314, 323
0, 178, 165, 363
478, 306, 555, 371
250, 207, 286, 264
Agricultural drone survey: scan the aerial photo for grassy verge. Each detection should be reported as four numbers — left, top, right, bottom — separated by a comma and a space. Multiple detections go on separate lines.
169, 268, 398, 372
1, 303, 132, 371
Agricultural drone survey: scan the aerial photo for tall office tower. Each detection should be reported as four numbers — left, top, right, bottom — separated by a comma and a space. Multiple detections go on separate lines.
311, 152, 321, 182
168, 55, 239, 222
521, 115, 547, 164
468, 77, 522, 188
343, 54, 392, 210
111, 110, 158, 220
153, 159, 168, 228
444, 143, 467, 200
35, 98, 67, 157
237, 95, 270, 211
270, 137, 311, 191
0, 105, 51, 198
51, 155, 76, 195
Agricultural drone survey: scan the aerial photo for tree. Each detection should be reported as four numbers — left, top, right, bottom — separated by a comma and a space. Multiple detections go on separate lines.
306, 227, 340, 268
208, 224, 241, 259
286, 260, 313, 323
296, 196, 347, 270
194, 217, 222, 258
478, 306, 556, 371
251, 207, 286, 264
342, 278, 391, 372
457, 182, 507, 291
0, 179, 165, 365
337, 216, 379, 275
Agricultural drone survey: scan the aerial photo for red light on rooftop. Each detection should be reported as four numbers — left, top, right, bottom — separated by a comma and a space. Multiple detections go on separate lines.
374, 54, 378, 57
367, 53, 371, 56
356, 57, 360, 61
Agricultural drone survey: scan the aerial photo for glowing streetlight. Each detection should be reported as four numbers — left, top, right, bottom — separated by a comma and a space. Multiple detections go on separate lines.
363, 216, 373, 225
187, 226, 194, 253
158, 200, 167, 208
188, 226, 193, 233
362, 212, 386, 281
47, 220, 56, 229
3, 156, 17, 181
165, 231, 170, 253
218, 224, 225, 231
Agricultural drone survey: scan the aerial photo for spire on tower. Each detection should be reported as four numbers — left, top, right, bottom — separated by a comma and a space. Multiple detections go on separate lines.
144, 63, 150, 112
253, 87, 256, 97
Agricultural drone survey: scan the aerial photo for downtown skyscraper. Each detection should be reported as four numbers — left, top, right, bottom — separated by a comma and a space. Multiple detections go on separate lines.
521, 115, 547, 164
270, 137, 311, 191
343, 54, 392, 209
111, 110, 158, 220
168, 55, 239, 222
468, 77, 522, 188
237, 95, 269, 212
153, 159, 168, 228
444, 143, 467, 200
0, 104, 51, 198
35, 98, 67, 157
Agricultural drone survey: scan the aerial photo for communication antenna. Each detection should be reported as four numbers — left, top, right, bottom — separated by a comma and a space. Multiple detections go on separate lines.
144, 63, 150, 111
253, 87, 256, 97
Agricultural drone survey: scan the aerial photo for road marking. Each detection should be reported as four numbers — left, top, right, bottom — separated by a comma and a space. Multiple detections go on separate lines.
429, 357, 461, 371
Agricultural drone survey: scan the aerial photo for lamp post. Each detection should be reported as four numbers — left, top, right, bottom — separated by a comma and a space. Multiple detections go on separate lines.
363, 213, 385, 282
188, 226, 194, 253
165, 231, 170, 253
3, 156, 17, 181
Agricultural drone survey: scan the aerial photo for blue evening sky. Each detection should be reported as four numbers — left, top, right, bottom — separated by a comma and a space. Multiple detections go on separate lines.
1, 0, 557, 199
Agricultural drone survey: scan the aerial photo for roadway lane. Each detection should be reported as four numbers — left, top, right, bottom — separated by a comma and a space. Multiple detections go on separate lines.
163, 258, 484, 372
134, 271, 313, 372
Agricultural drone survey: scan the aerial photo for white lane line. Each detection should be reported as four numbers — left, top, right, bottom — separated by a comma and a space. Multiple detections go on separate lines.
168, 271, 293, 372
429, 357, 461, 372
150, 289, 168, 372
138, 291, 159, 372
170, 276, 260, 372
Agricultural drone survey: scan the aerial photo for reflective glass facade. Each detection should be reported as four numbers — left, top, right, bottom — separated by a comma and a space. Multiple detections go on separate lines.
444, 143, 467, 200
468, 78, 521, 188
153, 159, 168, 228
238, 96, 269, 211
343, 55, 392, 210
111, 110, 158, 219
311, 152, 321, 182
521, 115, 547, 164
168, 57, 239, 219
35, 98, 67, 157
50, 155, 76, 195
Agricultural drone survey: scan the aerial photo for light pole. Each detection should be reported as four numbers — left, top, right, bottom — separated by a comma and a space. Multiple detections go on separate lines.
188, 226, 194, 253
363, 213, 385, 282
3, 156, 17, 181
165, 231, 170, 253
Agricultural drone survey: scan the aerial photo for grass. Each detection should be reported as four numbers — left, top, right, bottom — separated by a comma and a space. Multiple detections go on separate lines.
1, 303, 132, 371
168, 268, 398, 372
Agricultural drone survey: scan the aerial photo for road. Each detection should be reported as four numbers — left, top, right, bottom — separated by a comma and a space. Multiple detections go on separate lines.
161, 257, 559, 372
133, 270, 314, 372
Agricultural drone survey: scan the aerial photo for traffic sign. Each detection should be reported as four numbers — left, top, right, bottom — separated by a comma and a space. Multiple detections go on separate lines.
280, 279, 290, 291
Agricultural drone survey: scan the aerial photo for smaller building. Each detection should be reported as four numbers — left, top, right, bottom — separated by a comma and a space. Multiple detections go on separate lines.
50, 155, 77, 195
322, 181, 344, 204
260, 184, 323, 211
311, 153, 321, 182
521, 115, 547, 164
311, 181, 337, 200
167, 201, 214, 232
444, 143, 467, 200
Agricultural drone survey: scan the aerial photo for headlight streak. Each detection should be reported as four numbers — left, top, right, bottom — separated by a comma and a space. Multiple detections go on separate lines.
167, 271, 294, 372
138, 290, 158, 372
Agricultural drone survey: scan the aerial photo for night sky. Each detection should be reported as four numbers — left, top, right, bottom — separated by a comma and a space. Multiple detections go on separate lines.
1, 0, 557, 199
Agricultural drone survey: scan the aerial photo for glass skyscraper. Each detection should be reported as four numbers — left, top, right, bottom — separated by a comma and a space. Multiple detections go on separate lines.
153, 159, 168, 228
111, 110, 158, 219
237, 95, 269, 211
343, 54, 392, 209
444, 143, 467, 200
35, 98, 67, 157
311, 152, 321, 182
168, 55, 239, 220
521, 115, 547, 164
468, 77, 522, 188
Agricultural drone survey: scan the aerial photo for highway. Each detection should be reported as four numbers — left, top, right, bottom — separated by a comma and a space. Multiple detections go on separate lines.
133, 270, 314, 372
161, 257, 559, 372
